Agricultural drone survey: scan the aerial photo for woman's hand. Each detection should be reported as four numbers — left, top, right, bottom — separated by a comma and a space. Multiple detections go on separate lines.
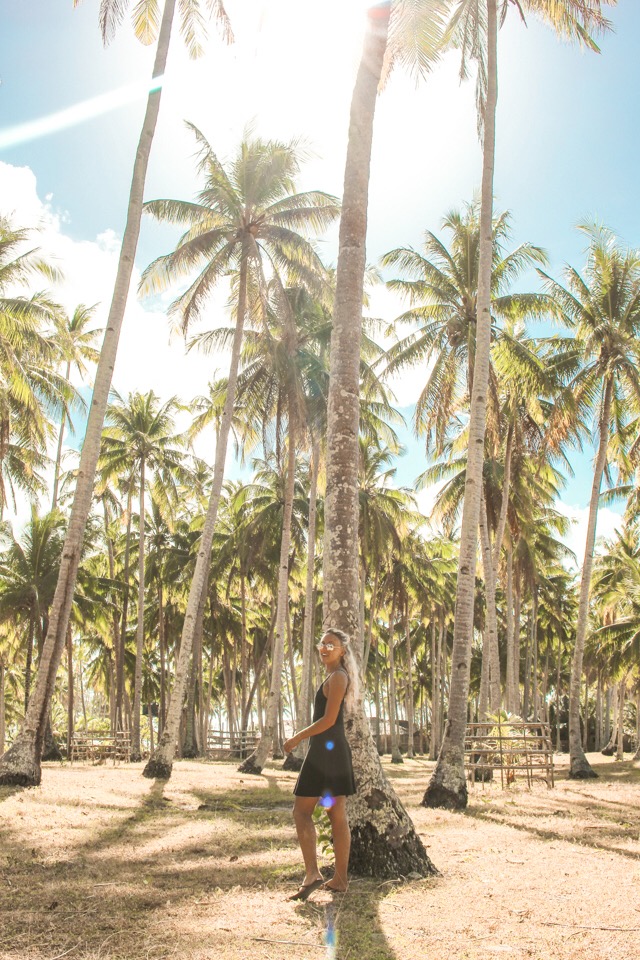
283, 737, 299, 754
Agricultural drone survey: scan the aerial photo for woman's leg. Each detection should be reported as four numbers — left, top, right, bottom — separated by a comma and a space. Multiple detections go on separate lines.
325, 795, 350, 891
292, 796, 323, 885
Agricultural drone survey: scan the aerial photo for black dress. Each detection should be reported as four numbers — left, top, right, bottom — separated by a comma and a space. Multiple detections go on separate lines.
293, 671, 356, 799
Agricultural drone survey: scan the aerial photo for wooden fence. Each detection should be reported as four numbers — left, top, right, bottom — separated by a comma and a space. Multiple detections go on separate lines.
205, 730, 259, 760
464, 720, 554, 788
70, 732, 131, 764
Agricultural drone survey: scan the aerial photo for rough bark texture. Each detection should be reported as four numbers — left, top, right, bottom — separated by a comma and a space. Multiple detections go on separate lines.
423, 0, 498, 810
568, 380, 613, 779
321, 4, 435, 878
131, 457, 146, 761
0, 0, 177, 788
144, 249, 249, 780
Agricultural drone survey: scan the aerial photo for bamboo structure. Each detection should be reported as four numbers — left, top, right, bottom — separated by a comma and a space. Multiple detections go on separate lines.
465, 720, 554, 788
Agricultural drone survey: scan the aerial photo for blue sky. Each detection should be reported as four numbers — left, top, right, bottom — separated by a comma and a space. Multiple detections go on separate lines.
1, 0, 638, 556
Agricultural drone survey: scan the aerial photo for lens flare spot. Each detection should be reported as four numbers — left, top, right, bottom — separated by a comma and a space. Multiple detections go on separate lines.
320, 792, 334, 809
325, 740, 335, 751
325, 918, 336, 958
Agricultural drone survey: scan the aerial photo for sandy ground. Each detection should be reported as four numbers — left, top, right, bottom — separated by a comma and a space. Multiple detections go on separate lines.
1, 752, 639, 960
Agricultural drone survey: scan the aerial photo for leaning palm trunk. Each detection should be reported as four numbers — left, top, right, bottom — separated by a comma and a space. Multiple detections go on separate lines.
51, 359, 71, 509
131, 456, 146, 760
239, 423, 297, 775
322, 4, 435, 878
423, 0, 498, 810
0, 0, 177, 787
568, 379, 613, 778
0, 659, 5, 755
143, 249, 249, 780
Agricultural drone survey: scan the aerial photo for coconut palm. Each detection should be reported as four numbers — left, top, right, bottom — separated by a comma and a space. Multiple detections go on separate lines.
322, 0, 446, 879
0, 0, 232, 786
0, 218, 71, 518
539, 224, 640, 777
422, 0, 612, 810
141, 129, 339, 779
99, 390, 186, 758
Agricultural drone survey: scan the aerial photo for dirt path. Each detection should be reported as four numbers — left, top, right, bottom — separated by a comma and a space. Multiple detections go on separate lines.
1, 753, 639, 960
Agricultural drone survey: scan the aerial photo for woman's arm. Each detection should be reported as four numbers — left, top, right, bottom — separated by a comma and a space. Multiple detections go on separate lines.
283, 671, 348, 753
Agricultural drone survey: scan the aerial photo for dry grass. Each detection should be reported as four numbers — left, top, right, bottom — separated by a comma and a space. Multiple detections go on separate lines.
1, 752, 639, 960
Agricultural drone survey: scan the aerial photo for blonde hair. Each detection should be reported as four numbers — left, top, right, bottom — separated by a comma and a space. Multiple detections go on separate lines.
323, 628, 360, 713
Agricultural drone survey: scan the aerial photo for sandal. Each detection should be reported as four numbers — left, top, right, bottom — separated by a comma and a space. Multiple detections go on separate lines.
288, 878, 324, 901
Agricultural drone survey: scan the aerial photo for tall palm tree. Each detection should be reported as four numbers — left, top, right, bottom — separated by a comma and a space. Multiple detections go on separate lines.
540, 224, 640, 777
423, 0, 613, 810
0, 511, 66, 711
141, 130, 339, 779
0, 218, 70, 518
322, 1, 443, 879
0, 0, 232, 786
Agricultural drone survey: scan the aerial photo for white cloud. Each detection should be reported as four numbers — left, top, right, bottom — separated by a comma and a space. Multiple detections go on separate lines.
0, 159, 224, 403
555, 501, 624, 572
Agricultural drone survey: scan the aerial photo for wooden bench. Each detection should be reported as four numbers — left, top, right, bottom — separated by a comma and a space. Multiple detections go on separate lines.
205, 730, 259, 760
465, 720, 554, 788
70, 732, 131, 764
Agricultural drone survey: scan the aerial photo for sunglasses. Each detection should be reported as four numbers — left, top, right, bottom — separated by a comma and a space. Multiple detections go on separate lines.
316, 641, 337, 651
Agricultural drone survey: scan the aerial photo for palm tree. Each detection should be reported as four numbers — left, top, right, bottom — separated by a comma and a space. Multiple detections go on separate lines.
99, 390, 186, 758
0, 511, 66, 711
540, 225, 640, 776
322, 1, 443, 879
141, 129, 339, 779
423, 0, 612, 810
0, 218, 70, 518
51, 304, 101, 509
0, 0, 232, 786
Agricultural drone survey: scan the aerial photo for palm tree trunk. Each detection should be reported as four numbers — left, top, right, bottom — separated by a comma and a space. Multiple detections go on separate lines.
616, 679, 625, 761
321, 4, 434, 877
0, 0, 177, 787
66, 627, 73, 759
131, 456, 146, 760
569, 378, 613, 779
429, 615, 438, 759
363, 561, 380, 678
239, 420, 297, 775
423, 0, 498, 810
295, 438, 320, 749
404, 606, 414, 759
513, 566, 522, 714
116, 486, 134, 732
632, 689, 640, 762
505, 542, 515, 713
387, 592, 403, 764
0, 658, 5, 756
480, 495, 501, 712
555, 637, 562, 751
144, 241, 249, 780
51, 360, 71, 510
158, 581, 166, 732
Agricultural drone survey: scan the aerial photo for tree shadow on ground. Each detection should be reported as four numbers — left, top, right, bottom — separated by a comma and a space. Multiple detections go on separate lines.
1, 769, 414, 960
292, 881, 405, 960
0, 784, 22, 804
466, 760, 640, 863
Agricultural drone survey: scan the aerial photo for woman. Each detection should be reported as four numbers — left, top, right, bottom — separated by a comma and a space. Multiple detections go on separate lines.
283, 628, 357, 901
